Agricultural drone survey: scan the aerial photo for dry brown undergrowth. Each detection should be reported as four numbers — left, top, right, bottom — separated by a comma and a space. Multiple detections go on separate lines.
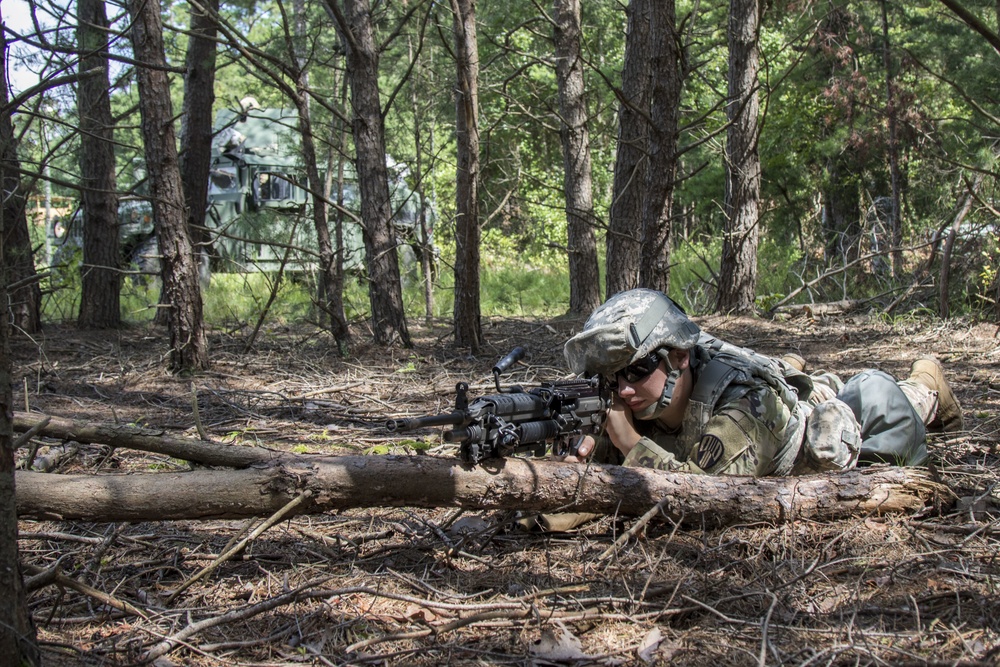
11, 313, 1000, 666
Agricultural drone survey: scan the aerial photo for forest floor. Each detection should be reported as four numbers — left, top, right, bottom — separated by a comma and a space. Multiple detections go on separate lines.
10, 310, 1000, 667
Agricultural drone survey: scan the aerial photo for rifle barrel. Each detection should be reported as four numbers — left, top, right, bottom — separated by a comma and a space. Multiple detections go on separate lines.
385, 411, 465, 432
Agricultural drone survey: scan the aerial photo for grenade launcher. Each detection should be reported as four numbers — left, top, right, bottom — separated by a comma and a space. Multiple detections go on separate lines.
385, 347, 611, 464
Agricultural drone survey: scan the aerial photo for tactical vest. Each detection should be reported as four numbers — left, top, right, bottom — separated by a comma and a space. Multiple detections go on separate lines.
670, 334, 812, 474
692, 333, 811, 410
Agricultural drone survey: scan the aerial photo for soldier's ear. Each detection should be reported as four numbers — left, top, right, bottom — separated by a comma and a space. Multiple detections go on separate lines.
670, 349, 691, 371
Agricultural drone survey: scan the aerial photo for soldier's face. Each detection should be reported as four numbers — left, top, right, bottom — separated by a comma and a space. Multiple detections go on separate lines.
616, 348, 693, 421
615, 360, 668, 413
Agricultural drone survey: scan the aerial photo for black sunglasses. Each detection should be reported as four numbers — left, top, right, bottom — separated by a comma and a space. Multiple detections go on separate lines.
611, 354, 661, 384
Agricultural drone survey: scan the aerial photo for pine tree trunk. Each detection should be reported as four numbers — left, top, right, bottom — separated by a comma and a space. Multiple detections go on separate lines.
179, 0, 219, 282
639, 0, 680, 293
553, 0, 601, 315
0, 37, 40, 655
0, 32, 41, 335
606, 0, 650, 299
16, 456, 944, 528
717, 0, 761, 314
339, 0, 411, 347
127, 0, 209, 372
451, 0, 483, 351
77, 0, 121, 329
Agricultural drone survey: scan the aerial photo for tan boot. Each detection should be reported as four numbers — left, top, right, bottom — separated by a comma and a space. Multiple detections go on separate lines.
781, 353, 807, 373
516, 512, 601, 532
909, 357, 964, 432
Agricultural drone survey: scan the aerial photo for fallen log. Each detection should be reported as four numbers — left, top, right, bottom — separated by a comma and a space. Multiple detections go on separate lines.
15, 455, 951, 526
13, 411, 277, 468
771, 299, 865, 318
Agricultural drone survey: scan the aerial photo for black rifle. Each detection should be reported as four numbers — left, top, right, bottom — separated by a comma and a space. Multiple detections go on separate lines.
385, 347, 611, 464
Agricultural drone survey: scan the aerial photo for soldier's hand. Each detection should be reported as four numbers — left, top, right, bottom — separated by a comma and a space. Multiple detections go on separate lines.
553, 435, 595, 463
606, 395, 642, 456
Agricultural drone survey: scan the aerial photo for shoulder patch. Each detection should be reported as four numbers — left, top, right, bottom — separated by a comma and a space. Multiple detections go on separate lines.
695, 434, 725, 470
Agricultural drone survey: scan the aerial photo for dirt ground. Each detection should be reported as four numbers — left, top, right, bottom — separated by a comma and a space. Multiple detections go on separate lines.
10, 311, 1000, 666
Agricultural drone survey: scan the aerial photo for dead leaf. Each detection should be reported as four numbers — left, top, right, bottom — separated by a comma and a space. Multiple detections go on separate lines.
403, 603, 437, 623
637, 627, 662, 663
530, 623, 590, 665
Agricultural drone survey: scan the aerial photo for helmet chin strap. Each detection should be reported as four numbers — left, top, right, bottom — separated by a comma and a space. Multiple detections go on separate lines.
632, 352, 682, 421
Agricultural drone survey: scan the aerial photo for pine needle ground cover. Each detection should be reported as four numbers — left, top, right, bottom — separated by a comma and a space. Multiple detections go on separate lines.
12, 314, 1000, 666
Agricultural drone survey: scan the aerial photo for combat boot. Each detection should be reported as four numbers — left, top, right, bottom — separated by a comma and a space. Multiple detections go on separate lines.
909, 357, 964, 432
781, 353, 807, 373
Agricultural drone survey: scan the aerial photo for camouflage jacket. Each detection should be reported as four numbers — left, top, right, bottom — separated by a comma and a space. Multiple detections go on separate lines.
614, 342, 810, 476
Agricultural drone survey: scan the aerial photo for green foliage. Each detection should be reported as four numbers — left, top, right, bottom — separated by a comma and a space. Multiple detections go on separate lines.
41, 247, 82, 322
756, 236, 805, 301
18, 0, 1000, 335
202, 273, 315, 326
668, 236, 722, 314
398, 254, 572, 321
481, 264, 569, 318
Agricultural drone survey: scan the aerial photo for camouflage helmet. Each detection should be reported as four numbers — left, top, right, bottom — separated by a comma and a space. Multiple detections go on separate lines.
564, 289, 700, 377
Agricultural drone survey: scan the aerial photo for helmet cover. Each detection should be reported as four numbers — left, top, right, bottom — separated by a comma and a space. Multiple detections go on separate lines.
564, 288, 700, 377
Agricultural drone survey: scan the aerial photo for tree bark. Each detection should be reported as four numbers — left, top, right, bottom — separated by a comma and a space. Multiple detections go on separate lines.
179, 0, 219, 284
0, 32, 41, 336
291, 0, 350, 351
287, 5, 352, 353
939, 174, 984, 319
638, 0, 680, 293
127, 0, 210, 372
13, 411, 276, 468
717, 0, 761, 315
450, 0, 483, 351
15, 456, 946, 527
0, 298, 40, 667
552, 0, 601, 315
606, 0, 650, 298
77, 0, 121, 328
0, 29, 41, 660
332, 0, 411, 348
880, 0, 903, 277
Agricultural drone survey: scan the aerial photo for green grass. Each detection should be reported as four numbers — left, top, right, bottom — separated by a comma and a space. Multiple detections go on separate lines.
38, 229, 1000, 329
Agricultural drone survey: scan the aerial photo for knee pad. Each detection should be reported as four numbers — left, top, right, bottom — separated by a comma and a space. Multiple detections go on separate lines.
796, 399, 861, 473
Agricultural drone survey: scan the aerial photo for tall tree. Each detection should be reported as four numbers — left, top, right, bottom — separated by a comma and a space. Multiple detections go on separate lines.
0, 22, 42, 666
0, 41, 42, 334
552, 0, 600, 315
879, 0, 903, 277
638, 0, 681, 293
450, 0, 482, 350
77, 0, 121, 328
408, 34, 436, 326
289, 1, 352, 352
813, 4, 866, 264
127, 0, 209, 372
606, 0, 650, 298
717, 0, 761, 314
179, 0, 219, 283
328, 0, 411, 347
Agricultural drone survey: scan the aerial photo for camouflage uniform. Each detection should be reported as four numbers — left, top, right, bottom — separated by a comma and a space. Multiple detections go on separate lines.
565, 289, 935, 477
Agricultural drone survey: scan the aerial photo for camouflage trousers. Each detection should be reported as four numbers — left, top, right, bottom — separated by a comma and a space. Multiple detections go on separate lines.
804, 371, 937, 423
792, 370, 938, 473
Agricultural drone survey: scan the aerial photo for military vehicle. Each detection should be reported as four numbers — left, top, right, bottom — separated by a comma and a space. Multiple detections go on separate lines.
49, 103, 434, 282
